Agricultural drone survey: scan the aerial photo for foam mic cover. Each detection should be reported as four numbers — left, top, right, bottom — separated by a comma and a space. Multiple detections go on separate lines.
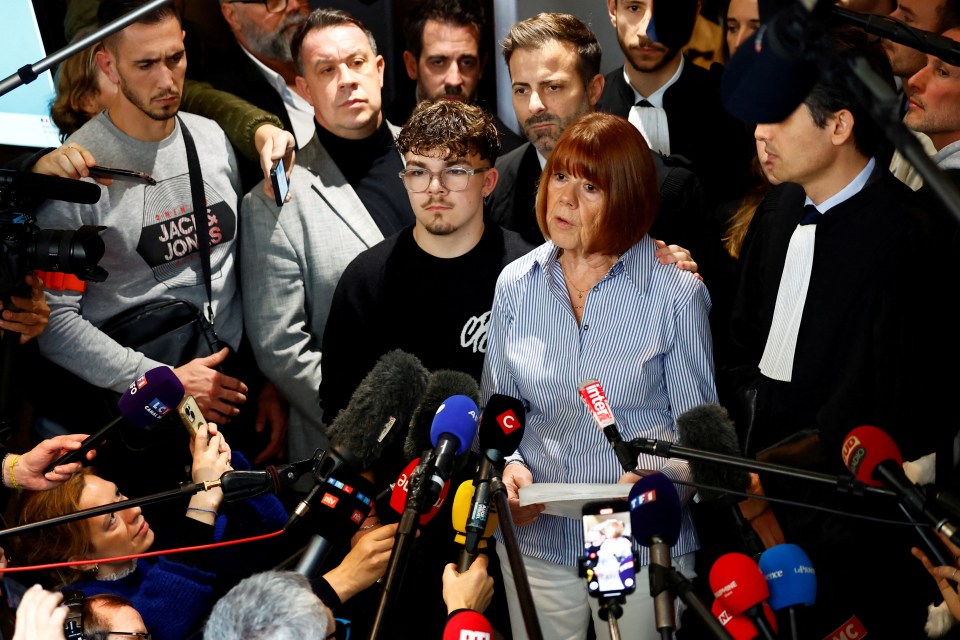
646, 0, 699, 50
117, 366, 185, 429
478, 394, 525, 458
841, 425, 903, 487
388, 457, 450, 525
676, 403, 752, 497
710, 552, 770, 616
452, 480, 498, 546
405, 370, 480, 460
443, 610, 493, 640
0, 168, 103, 204
758, 543, 816, 610
629, 472, 682, 547
711, 599, 778, 640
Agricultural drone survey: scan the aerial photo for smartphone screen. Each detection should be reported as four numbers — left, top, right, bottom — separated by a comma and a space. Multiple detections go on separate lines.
582, 501, 637, 597
271, 157, 289, 206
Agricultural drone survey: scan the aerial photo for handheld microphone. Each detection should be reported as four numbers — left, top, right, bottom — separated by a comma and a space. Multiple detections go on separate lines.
0, 168, 103, 205
758, 543, 815, 640
387, 457, 450, 525
465, 394, 526, 557
422, 395, 480, 505
710, 553, 778, 640
214, 459, 315, 502
579, 379, 637, 473
442, 609, 493, 640
45, 366, 185, 473
646, 0, 699, 50
453, 480, 500, 572
629, 473, 682, 634
842, 426, 960, 545
711, 598, 778, 640
285, 350, 429, 531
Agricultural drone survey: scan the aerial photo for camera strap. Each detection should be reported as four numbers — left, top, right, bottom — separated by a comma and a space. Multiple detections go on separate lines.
177, 116, 214, 328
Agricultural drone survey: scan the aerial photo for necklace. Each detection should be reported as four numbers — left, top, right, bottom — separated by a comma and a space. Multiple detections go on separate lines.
560, 256, 592, 310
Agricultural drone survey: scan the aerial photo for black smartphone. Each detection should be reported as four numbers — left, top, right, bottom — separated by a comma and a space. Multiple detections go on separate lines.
88, 165, 156, 185
581, 500, 637, 598
270, 157, 289, 206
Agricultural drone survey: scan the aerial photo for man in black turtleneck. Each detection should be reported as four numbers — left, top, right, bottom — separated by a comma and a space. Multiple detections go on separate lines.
239, 8, 415, 465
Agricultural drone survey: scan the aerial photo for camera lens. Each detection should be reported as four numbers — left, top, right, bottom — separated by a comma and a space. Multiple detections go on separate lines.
27, 225, 106, 278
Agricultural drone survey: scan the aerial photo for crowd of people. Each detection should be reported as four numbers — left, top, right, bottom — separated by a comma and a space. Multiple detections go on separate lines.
3, 0, 960, 638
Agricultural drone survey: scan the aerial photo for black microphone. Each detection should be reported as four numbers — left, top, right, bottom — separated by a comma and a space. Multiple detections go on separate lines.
463, 394, 526, 564
647, 0, 699, 50
45, 366, 185, 473
215, 459, 315, 502
285, 349, 429, 532
0, 168, 102, 205
676, 404, 752, 498
404, 369, 481, 461
630, 473, 682, 635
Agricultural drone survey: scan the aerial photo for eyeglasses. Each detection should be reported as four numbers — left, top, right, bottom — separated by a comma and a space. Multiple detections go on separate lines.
97, 633, 151, 640
326, 618, 351, 640
226, 0, 287, 14
398, 166, 490, 193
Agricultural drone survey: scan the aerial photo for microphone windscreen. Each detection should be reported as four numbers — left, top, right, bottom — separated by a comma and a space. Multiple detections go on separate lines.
478, 394, 526, 457
841, 425, 903, 487
720, 13, 819, 125
711, 599, 778, 640
388, 457, 451, 525
326, 349, 430, 469
405, 370, 480, 460
117, 366, 185, 429
629, 472, 682, 547
430, 395, 480, 454
676, 403, 752, 496
758, 543, 816, 610
0, 168, 102, 205
443, 610, 492, 640
709, 552, 770, 616
647, 0, 699, 50
451, 480, 499, 545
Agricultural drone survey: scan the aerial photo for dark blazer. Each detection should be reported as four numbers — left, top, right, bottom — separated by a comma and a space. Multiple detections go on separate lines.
598, 60, 752, 208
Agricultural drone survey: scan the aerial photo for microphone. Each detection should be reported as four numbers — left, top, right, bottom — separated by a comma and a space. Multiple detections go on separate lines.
422, 395, 480, 505
387, 457, 451, 525
213, 459, 316, 502
45, 366, 184, 472
676, 404, 752, 498
710, 553, 778, 640
758, 543, 815, 640
464, 394, 526, 558
646, 0, 699, 50
629, 473, 681, 635
711, 598, 778, 640
0, 168, 102, 204
442, 609, 493, 640
453, 480, 499, 572
285, 350, 429, 531
578, 379, 637, 473
404, 369, 480, 461
842, 425, 960, 545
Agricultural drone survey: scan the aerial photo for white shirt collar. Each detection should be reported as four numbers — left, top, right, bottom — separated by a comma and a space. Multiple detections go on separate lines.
804, 157, 876, 214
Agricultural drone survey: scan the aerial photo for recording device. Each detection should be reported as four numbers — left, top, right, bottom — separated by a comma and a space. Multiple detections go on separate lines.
578, 378, 637, 473
44, 366, 185, 473
177, 394, 206, 438
710, 553, 778, 640
629, 473, 681, 634
580, 500, 637, 598
270, 157, 288, 207
88, 164, 156, 185
452, 479, 499, 572
842, 425, 960, 545
758, 543, 816, 640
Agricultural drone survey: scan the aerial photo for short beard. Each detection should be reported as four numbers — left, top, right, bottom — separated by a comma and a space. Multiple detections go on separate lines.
239, 12, 307, 62
120, 78, 179, 121
623, 41, 681, 74
523, 101, 590, 155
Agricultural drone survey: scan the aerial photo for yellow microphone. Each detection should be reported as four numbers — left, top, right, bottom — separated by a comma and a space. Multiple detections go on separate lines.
452, 480, 499, 572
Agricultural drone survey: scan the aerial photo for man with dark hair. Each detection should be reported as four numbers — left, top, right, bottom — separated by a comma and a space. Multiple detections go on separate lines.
597, 0, 752, 208
240, 8, 415, 465
388, 0, 524, 152
319, 98, 531, 640
726, 25, 950, 637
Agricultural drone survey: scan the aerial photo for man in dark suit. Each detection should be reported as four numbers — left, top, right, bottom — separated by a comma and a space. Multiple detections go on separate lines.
598, 0, 751, 208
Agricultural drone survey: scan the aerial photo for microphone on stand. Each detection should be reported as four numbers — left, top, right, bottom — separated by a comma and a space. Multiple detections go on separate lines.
452, 480, 499, 572
710, 553, 778, 640
711, 598, 778, 640
758, 543, 816, 640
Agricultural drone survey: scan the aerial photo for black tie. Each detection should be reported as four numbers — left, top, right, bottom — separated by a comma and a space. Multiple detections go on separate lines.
800, 204, 820, 226
636, 99, 654, 108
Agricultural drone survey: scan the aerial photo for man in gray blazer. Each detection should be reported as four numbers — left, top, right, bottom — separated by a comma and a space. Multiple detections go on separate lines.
240, 8, 414, 464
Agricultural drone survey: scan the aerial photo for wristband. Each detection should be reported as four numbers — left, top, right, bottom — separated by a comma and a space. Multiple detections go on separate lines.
9, 454, 21, 491
186, 506, 217, 516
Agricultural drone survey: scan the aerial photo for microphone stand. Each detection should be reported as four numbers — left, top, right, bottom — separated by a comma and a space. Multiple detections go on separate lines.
649, 564, 733, 640
369, 453, 435, 640
490, 475, 544, 640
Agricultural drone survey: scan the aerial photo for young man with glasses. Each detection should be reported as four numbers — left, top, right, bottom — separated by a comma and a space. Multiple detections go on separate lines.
318, 99, 531, 640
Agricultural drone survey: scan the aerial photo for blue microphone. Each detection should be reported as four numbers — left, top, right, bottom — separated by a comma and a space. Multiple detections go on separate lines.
758, 543, 816, 640
424, 394, 479, 502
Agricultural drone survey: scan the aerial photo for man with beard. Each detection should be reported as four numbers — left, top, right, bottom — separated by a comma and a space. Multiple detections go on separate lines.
386, 0, 524, 153
203, 0, 311, 188
34, 0, 284, 501
597, 0, 751, 209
